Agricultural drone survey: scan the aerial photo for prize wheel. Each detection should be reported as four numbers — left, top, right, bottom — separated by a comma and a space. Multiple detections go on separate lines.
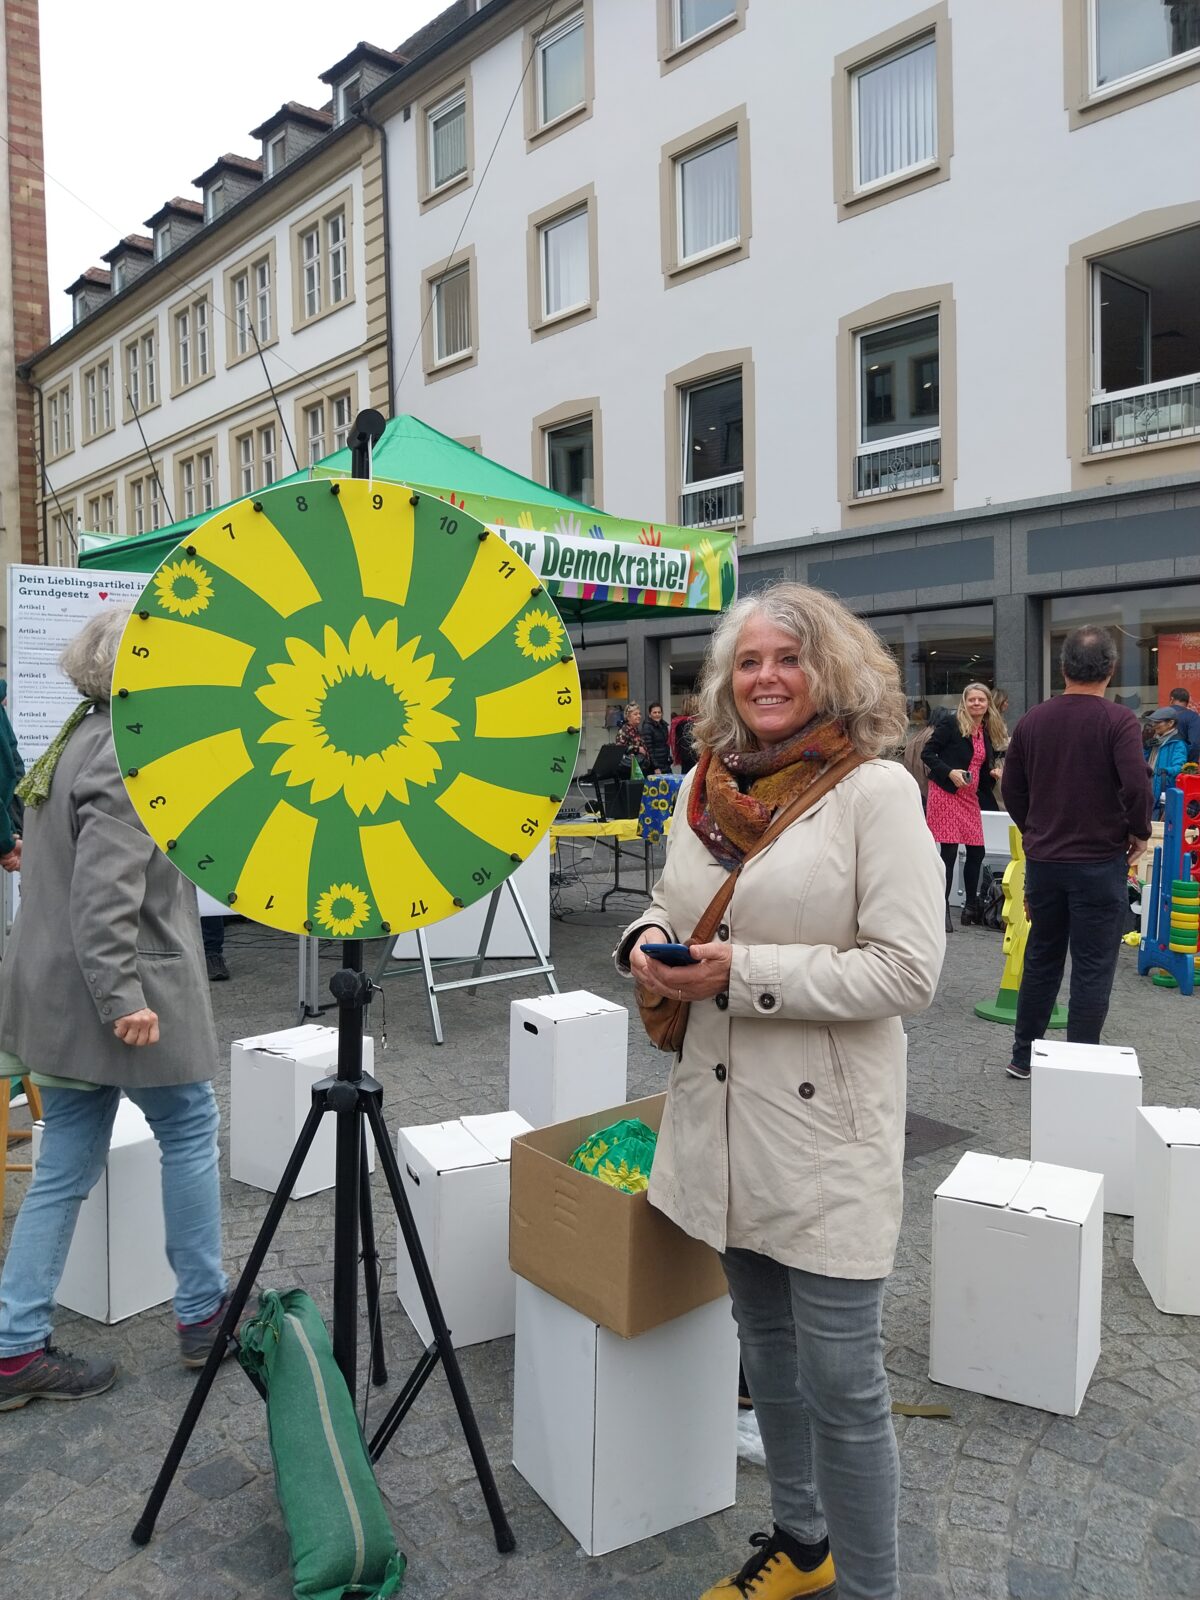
111, 480, 581, 939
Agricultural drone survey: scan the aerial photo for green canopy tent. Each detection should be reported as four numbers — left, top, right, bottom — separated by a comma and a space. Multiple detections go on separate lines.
79, 414, 737, 624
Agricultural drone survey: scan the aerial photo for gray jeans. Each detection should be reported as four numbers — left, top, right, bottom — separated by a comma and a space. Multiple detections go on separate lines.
722, 1248, 898, 1600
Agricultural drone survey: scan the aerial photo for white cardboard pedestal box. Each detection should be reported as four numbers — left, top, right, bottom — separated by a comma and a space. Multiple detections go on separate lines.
1030, 1040, 1142, 1215
394, 1111, 531, 1347
508, 991, 627, 1128
32, 1097, 175, 1324
512, 1278, 739, 1555
930, 1151, 1103, 1416
230, 1025, 375, 1199
1134, 1107, 1200, 1315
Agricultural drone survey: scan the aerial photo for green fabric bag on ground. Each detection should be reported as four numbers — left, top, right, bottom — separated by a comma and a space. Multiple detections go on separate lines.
570, 1117, 658, 1193
239, 1290, 405, 1600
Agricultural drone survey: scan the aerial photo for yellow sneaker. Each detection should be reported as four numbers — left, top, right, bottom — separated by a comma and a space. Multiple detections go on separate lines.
699, 1529, 837, 1598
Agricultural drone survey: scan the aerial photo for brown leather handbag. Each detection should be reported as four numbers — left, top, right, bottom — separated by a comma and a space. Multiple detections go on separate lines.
635, 753, 866, 1052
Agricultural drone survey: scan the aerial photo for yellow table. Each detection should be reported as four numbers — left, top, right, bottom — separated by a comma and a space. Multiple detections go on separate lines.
550, 818, 654, 908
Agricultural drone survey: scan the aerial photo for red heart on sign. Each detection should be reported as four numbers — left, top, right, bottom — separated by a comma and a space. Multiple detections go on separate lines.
98, 591, 108, 600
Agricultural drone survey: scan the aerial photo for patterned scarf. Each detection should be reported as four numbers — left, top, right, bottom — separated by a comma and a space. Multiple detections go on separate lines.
689, 716, 855, 870
16, 699, 97, 808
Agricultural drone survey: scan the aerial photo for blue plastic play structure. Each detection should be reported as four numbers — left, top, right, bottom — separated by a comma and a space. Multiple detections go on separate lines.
1138, 784, 1197, 997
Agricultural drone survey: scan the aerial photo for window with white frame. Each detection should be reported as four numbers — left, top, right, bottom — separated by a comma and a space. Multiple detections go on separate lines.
86, 491, 115, 535
304, 402, 326, 465
301, 226, 321, 319
546, 417, 595, 504
266, 133, 286, 177
433, 265, 471, 363
255, 258, 272, 343
154, 228, 168, 262
130, 473, 163, 535
111, 261, 127, 294
47, 384, 72, 457
676, 132, 739, 262
852, 35, 937, 191
680, 371, 743, 526
236, 423, 278, 491
336, 75, 362, 125
536, 11, 585, 127
126, 329, 157, 413
1087, 227, 1200, 453
204, 181, 224, 223
1091, 0, 1200, 93
179, 448, 214, 518
540, 206, 589, 320
854, 312, 941, 497
427, 90, 467, 191
332, 392, 352, 451
674, 0, 736, 47
82, 359, 112, 439
175, 296, 210, 388
50, 508, 74, 563
328, 211, 348, 306
232, 271, 251, 356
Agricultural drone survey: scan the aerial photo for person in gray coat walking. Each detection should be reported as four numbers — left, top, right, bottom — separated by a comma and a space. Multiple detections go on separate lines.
0, 609, 229, 1410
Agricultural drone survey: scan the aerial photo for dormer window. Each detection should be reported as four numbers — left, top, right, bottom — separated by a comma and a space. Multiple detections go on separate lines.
336, 75, 362, 125
204, 180, 224, 223
73, 294, 87, 325
154, 229, 168, 262
266, 132, 287, 177
111, 260, 126, 294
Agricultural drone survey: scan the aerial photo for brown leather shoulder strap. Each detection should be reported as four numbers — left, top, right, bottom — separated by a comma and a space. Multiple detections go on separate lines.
688, 752, 867, 943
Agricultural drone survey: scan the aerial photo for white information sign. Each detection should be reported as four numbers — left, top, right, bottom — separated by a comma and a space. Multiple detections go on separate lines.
3, 564, 226, 924
7, 564, 144, 761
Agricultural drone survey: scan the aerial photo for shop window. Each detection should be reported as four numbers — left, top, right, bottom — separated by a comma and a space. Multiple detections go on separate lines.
871, 604, 995, 719
1047, 584, 1200, 711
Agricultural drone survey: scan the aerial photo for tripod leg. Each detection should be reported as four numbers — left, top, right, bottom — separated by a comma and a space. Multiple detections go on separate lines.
362, 1094, 515, 1553
359, 1124, 387, 1388
133, 1099, 328, 1545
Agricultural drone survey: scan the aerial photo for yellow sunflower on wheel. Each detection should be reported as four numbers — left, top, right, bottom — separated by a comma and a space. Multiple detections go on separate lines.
314, 883, 371, 937
514, 606, 565, 663
153, 557, 213, 617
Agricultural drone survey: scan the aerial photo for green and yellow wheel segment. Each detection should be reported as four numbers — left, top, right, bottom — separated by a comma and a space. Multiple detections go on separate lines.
113, 480, 580, 938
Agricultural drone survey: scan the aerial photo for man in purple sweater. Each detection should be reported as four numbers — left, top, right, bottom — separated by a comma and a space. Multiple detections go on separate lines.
1001, 626, 1152, 1080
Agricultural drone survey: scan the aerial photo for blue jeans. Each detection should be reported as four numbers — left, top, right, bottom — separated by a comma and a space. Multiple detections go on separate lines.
1011, 853, 1129, 1070
722, 1248, 898, 1600
0, 1081, 227, 1354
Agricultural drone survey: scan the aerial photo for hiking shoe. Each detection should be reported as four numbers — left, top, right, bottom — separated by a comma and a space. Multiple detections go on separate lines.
179, 1294, 238, 1369
0, 1345, 117, 1410
205, 952, 230, 982
1006, 1062, 1031, 1080
699, 1530, 836, 1598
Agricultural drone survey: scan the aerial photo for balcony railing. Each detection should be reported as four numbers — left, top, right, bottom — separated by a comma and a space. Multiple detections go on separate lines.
855, 431, 941, 498
679, 472, 744, 528
1090, 375, 1200, 453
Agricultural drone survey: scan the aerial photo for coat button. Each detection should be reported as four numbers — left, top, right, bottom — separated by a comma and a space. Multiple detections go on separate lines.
759, 993, 776, 1010
715, 993, 728, 1010
717, 923, 729, 941
798, 1082, 815, 1099
714, 1063, 727, 1082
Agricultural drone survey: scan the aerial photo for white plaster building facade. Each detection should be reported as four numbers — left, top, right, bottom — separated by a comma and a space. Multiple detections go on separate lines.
369, 0, 1199, 543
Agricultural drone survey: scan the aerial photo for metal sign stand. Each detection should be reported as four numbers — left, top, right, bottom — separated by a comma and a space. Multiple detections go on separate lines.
372, 876, 557, 1045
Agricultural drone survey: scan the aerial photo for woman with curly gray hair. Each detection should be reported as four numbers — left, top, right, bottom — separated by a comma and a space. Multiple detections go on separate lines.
616, 584, 945, 1600
0, 608, 229, 1412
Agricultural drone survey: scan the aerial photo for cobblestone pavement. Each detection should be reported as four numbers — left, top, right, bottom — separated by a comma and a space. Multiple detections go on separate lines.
2, 866, 1198, 1600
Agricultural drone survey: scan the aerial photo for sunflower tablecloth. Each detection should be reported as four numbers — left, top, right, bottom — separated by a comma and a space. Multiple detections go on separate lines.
636, 774, 682, 845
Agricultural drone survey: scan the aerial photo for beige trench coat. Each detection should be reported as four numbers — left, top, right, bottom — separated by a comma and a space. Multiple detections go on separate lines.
618, 758, 945, 1279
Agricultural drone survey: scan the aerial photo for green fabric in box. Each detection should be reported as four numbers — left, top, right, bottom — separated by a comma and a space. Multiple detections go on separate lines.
239, 1290, 405, 1600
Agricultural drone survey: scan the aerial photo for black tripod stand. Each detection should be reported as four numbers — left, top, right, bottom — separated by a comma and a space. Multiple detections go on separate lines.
133, 937, 515, 1552
132, 413, 515, 1554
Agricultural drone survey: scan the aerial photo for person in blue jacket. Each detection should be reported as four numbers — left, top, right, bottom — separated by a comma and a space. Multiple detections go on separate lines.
1146, 707, 1189, 817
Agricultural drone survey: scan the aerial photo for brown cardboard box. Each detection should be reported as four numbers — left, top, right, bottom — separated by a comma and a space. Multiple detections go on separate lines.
508, 1092, 729, 1339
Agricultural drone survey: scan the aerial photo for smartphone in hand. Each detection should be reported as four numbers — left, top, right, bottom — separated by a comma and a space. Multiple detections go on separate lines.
641, 942, 698, 966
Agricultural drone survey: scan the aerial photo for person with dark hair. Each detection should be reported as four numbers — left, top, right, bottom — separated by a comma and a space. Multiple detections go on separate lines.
1000, 625, 1152, 1081
643, 701, 673, 774
1167, 687, 1200, 764
1146, 708, 1189, 816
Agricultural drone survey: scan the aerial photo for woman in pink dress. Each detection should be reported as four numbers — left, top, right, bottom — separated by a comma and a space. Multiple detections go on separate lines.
922, 683, 1005, 925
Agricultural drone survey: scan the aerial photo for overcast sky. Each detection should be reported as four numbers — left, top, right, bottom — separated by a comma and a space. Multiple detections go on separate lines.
40, 0, 448, 338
